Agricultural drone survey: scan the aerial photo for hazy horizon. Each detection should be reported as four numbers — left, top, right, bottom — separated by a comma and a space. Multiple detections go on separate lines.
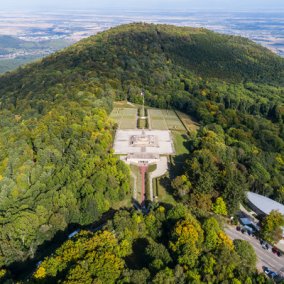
1, 0, 284, 12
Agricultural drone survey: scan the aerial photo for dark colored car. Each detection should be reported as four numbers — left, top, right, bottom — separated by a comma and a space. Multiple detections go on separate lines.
263, 266, 272, 275
263, 267, 278, 279
262, 242, 269, 250
268, 271, 278, 279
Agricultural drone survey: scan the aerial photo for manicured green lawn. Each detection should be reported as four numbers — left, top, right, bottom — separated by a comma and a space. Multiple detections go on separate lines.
172, 131, 189, 155
137, 118, 147, 129
153, 176, 176, 205
110, 104, 199, 206
110, 107, 137, 129
130, 164, 143, 202
148, 108, 186, 131
162, 109, 185, 131
176, 110, 200, 132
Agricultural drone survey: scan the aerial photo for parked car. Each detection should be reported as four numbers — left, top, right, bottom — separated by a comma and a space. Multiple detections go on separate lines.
272, 247, 277, 253
262, 242, 269, 250
36, 261, 42, 268
268, 271, 278, 279
263, 266, 272, 275
263, 267, 278, 279
272, 247, 283, 257
68, 229, 80, 239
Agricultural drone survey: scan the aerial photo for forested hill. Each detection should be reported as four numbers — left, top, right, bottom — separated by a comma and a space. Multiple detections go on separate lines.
76, 23, 283, 84
0, 23, 283, 116
0, 23, 284, 282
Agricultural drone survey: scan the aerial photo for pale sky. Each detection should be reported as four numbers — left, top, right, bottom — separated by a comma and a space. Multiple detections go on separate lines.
2, 0, 284, 12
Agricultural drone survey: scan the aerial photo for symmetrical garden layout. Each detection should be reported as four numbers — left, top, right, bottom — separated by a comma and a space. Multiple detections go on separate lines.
113, 130, 174, 156
147, 109, 185, 130
110, 107, 137, 129
110, 103, 197, 206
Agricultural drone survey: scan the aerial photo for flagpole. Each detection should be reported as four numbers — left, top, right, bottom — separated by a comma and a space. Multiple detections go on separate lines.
142, 92, 145, 117
141, 90, 145, 117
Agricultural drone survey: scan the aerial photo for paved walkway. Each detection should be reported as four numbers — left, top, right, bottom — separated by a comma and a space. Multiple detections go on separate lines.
149, 157, 168, 201
130, 171, 137, 200
139, 164, 148, 205
127, 101, 135, 107
147, 110, 152, 129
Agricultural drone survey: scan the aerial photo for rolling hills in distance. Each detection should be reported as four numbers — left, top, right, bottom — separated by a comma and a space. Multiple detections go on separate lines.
0, 35, 71, 74
0, 23, 283, 283
0, 10, 283, 75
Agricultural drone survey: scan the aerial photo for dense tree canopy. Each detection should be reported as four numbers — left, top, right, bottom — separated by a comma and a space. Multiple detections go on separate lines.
260, 210, 284, 244
233, 239, 257, 276
33, 230, 129, 283
0, 22, 283, 280
0, 104, 130, 267
32, 206, 265, 283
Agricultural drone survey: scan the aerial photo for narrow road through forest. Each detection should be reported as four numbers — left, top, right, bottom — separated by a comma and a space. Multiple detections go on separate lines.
225, 225, 284, 274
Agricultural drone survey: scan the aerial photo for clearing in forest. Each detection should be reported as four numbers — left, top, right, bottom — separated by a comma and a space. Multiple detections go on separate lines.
111, 103, 199, 205
176, 111, 200, 132
110, 107, 137, 129
148, 109, 186, 131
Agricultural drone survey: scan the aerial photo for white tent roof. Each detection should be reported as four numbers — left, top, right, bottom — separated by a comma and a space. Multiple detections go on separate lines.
247, 192, 284, 216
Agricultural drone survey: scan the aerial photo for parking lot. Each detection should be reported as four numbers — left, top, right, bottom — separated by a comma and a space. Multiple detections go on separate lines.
225, 225, 284, 276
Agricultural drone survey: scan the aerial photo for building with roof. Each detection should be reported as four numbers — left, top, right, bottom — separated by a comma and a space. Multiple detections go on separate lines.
246, 192, 284, 250
247, 192, 284, 217
113, 129, 174, 156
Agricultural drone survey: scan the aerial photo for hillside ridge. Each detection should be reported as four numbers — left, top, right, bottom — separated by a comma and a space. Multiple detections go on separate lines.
1, 23, 283, 85
0, 23, 284, 282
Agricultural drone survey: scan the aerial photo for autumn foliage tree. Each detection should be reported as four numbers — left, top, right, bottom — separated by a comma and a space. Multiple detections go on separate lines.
29, 206, 263, 283
171, 175, 192, 199
0, 23, 283, 279
212, 197, 228, 216
260, 210, 284, 244
34, 230, 130, 283
169, 214, 204, 268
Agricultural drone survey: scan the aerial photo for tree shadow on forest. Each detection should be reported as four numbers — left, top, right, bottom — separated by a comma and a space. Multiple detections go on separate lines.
158, 153, 189, 199
132, 197, 142, 210
125, 238, 150, 270
7, 208, 118, 281
173, 130, 194, 172
8, 227, 70, 281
